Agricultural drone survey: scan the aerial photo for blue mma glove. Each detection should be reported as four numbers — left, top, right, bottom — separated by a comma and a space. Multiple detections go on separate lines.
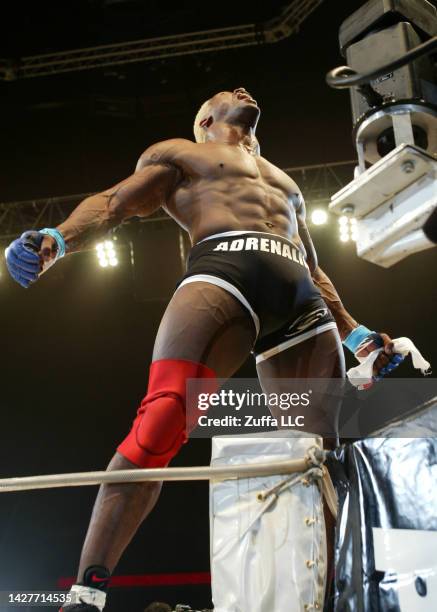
5, 228, 65, 288
343, 325, 404, 381
5, 231, 43, 288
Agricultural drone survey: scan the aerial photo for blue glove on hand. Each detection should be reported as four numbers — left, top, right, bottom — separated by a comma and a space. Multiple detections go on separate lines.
5, 231, 44, 288
5, 228, 66, 288
343, 325, 405, 382
373, 353, 405, 381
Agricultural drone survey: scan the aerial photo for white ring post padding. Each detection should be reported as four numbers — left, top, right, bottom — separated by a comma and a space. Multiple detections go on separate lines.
0, 458, 310, 493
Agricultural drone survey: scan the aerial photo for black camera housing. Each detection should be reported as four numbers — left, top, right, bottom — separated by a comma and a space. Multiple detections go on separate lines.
339, 0, 437, 126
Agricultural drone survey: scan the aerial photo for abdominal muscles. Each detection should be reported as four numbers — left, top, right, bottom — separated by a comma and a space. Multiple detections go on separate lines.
167, 175, 299, 244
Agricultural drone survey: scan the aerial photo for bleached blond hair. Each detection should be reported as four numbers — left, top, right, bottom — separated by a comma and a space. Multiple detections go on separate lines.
193, 98, 212, 143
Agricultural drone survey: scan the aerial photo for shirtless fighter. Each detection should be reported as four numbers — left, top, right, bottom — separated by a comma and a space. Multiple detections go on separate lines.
5, 88, 403, 611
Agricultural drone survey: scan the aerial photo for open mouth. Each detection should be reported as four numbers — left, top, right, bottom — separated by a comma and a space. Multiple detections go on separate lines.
237, 94, 257, 105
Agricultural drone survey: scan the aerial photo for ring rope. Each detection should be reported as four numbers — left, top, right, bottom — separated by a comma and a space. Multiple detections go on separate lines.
0, 457, 311, 493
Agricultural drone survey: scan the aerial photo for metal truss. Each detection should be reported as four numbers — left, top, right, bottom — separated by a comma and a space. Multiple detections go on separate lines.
283, 160, 357, 209
0, 160, 355, 242
0, 0, 323, 80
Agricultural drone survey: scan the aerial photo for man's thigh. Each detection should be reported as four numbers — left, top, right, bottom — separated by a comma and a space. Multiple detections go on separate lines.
256, 328, 345, 437
256, 328, 345, 380
152, 281, 256, 378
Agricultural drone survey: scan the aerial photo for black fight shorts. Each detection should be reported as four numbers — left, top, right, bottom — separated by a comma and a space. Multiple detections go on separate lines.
177, 230, 337, 363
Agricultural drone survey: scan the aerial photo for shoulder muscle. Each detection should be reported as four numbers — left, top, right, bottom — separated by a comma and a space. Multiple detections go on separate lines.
135, 138, 195, 172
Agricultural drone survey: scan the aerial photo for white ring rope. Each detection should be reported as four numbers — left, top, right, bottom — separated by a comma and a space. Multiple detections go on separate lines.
0, 457, 314, 493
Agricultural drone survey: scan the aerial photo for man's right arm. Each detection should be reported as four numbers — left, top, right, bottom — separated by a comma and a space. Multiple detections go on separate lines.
6, 139, 188, 286
56, 139, 185, 254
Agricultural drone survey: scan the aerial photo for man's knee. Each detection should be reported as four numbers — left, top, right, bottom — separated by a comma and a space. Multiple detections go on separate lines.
118, 393, 186, 468
117, 359, 217, 468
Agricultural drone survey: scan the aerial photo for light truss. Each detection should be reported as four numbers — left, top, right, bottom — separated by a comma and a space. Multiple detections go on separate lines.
0, 0, 323, 80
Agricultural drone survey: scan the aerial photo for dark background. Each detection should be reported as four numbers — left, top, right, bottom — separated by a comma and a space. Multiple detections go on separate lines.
0, 1, 436, 610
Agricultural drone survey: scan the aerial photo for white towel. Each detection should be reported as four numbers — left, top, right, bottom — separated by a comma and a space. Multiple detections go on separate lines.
347, 337, 431, 389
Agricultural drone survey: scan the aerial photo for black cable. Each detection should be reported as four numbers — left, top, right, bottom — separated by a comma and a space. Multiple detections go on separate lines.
356, 83, 384, 107
326, 35, 437, 89
424, 208, 437, 244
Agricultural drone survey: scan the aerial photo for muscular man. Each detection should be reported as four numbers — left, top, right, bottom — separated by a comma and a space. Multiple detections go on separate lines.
6, 88, 402, 611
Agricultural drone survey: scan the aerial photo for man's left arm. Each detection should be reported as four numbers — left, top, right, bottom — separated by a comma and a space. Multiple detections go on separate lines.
295, 194, 403, 378
310, 266, 357, 340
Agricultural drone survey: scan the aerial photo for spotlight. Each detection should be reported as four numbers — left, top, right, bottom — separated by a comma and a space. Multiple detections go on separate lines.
311, 209, 328, 225
96, 240, 118, 268
338, 216, 358, 244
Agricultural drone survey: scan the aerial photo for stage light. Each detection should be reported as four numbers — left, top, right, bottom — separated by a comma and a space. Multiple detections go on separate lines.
96, 240, 118, 267
340, 226, 350, 237
311, 209, 328, 225
338, 216, 358, 244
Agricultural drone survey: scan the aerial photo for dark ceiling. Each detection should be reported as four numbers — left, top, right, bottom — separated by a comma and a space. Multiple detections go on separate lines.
2, 0, 290, 56
0, 0, 371, 201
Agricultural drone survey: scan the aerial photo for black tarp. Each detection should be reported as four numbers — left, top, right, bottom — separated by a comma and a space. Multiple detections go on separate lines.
329, 397, 437, 611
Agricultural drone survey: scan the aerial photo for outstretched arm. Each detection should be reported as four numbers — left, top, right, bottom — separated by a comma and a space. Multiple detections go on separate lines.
5, 140, 186, 287
45, 140, 182, 260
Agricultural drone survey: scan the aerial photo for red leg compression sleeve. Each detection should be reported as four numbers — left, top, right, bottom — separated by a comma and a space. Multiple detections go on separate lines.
117, 359, 217, 468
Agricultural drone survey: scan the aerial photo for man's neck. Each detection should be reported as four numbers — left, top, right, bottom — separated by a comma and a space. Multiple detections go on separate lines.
206, 122, 259, 155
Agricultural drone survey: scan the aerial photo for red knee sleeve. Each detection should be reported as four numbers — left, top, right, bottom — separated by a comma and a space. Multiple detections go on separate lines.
117, 359, 217, 468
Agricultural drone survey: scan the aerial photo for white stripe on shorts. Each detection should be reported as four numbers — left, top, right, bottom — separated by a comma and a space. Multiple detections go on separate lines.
176, 274, 260, 337
255, 321, 338, 364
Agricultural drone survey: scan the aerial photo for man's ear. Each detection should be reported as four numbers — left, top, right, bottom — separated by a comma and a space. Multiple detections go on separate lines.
199, 115, 214, 129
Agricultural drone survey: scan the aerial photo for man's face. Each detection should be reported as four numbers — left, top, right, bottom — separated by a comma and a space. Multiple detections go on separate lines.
209, 87, 260, 129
